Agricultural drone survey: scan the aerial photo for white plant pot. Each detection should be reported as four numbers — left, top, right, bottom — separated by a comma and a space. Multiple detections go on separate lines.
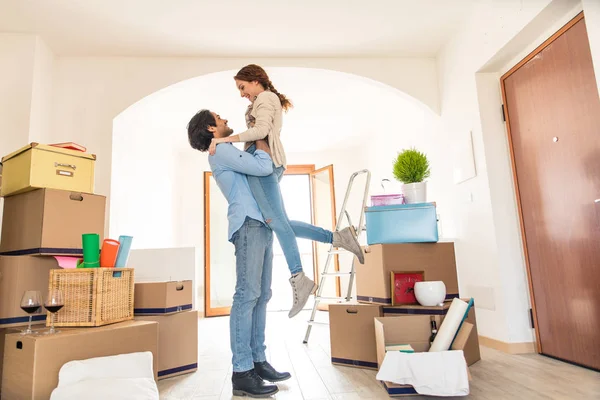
414, 281, 446, 306
402, 182, 427, 204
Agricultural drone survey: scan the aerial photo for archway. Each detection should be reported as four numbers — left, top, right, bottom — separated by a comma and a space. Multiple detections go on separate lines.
110, 67, 440, 310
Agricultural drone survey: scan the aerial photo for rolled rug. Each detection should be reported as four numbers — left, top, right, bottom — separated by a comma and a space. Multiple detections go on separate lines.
429, 298, 469, 352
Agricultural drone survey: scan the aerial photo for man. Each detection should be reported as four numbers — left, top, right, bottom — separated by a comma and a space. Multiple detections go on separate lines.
187, 109, 288, 398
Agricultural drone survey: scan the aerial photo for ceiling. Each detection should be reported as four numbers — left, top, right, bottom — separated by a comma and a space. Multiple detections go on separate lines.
0, 0, 475, 57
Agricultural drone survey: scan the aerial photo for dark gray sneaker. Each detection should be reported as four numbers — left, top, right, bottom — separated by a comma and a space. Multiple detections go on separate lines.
332, 226, 364, 264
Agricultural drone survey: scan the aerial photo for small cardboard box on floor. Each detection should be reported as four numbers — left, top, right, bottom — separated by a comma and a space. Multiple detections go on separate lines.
356, 242, 459, 305
0, 188, 105, 256
374, 316, 473, 397
1, 320, 159, 400
0, 256, 59, 327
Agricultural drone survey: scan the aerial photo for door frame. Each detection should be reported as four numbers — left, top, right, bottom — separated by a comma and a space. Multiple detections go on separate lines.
310, 165, 341, 299
499, 11, 585, 353
204, 164, 338, 317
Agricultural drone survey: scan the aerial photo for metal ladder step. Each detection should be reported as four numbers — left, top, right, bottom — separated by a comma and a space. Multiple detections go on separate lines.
321, 272, 352, 277
314, 296, 350, 301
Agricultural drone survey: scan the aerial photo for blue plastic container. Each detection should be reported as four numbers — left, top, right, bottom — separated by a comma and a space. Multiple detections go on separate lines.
365, 203, 438, 245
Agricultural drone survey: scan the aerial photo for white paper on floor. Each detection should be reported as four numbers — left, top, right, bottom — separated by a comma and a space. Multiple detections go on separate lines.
376, 350, 469, 397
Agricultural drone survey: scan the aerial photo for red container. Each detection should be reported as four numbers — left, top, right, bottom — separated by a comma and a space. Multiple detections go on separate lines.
100, 239, 120, 268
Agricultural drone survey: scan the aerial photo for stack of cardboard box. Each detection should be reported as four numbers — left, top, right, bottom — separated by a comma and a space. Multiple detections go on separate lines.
329, 202, 481, 397
0, 143, 159, 400
134, 281, 199, 380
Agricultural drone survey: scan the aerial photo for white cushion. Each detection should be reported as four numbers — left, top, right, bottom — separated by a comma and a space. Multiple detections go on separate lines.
50, 352, 159, 400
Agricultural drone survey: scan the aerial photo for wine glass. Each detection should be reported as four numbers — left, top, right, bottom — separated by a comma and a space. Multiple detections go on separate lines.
44, 289, 64, 335
20, 290, 42, 335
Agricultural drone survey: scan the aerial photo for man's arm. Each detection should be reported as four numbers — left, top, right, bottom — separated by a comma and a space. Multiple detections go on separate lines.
211, 143, 273, 176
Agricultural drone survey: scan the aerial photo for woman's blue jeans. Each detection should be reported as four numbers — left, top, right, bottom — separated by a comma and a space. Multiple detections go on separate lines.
245, 144, 333, 275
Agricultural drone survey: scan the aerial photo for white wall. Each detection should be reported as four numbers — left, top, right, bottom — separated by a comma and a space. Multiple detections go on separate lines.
28, 37, 55, 145
582, 0, 600, 95
0, 34, 54, 242
0, 34, 37, 153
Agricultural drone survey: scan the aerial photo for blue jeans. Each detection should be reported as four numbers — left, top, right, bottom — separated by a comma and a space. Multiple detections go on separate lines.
245, 144, 333, 275
230, 217, 273, 373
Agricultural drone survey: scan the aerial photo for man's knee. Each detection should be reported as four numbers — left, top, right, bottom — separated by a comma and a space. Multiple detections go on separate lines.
233, 287, 261, 304
258, 288, 272, 303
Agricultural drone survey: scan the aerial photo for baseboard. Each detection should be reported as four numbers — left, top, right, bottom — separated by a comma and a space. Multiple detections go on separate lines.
479, 335, 536, 354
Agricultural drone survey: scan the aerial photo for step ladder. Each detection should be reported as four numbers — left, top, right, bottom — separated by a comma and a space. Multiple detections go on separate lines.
303, 169, 371, 344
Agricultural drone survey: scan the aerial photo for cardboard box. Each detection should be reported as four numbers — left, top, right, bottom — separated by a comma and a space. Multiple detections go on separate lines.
0, 256, 59, 327
329, 303, 383, 369
0, 189, 105, 256
356, 243, 458, 305
1, 320, 159, 400
374, 316, 473, 397
134, 281, 193, 315
382, 301, 481, 366
0, 142, 96, 197
136, 310, 198, 379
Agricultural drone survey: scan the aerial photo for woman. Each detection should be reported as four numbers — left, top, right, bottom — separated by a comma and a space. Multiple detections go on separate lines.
209, 64, 364, 318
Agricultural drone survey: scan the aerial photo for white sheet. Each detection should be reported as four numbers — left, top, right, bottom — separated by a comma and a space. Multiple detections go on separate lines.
376, 350, 469, 397
50, 377, 159, 400
50, 351, 159, 400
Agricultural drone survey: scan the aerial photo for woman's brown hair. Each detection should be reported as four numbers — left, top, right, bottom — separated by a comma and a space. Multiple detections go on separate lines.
234, 64, 293, 112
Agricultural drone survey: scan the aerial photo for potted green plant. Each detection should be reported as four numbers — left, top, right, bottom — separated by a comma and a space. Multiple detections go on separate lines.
392, 148, 431, 204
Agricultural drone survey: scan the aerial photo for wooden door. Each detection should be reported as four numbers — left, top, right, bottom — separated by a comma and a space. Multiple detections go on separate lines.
501, 13, 600, 370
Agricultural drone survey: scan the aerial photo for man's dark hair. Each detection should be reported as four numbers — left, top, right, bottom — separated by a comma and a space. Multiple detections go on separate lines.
187, 109, 216, 152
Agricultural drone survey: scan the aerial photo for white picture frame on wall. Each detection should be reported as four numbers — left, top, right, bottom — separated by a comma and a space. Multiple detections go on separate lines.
453, 130, 477, 184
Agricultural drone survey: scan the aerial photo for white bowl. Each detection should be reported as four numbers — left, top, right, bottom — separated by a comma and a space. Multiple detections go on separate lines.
414, 281, 446, 306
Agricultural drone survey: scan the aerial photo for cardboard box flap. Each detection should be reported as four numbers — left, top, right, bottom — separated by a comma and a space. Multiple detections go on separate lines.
374, 316, 436, 367
2, 142, 96, 163
451, 322, 473, 351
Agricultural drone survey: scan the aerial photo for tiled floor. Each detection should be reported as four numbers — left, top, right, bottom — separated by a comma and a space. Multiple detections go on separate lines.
158, 311, 600, 399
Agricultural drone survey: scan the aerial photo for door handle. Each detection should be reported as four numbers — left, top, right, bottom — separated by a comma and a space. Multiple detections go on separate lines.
595, 199, 600, 203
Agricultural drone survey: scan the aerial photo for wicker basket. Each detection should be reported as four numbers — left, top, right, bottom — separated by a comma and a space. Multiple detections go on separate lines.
47, 268, 134, 327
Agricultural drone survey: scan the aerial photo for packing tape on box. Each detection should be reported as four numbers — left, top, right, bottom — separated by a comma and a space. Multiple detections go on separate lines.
429, 298, 469, 352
